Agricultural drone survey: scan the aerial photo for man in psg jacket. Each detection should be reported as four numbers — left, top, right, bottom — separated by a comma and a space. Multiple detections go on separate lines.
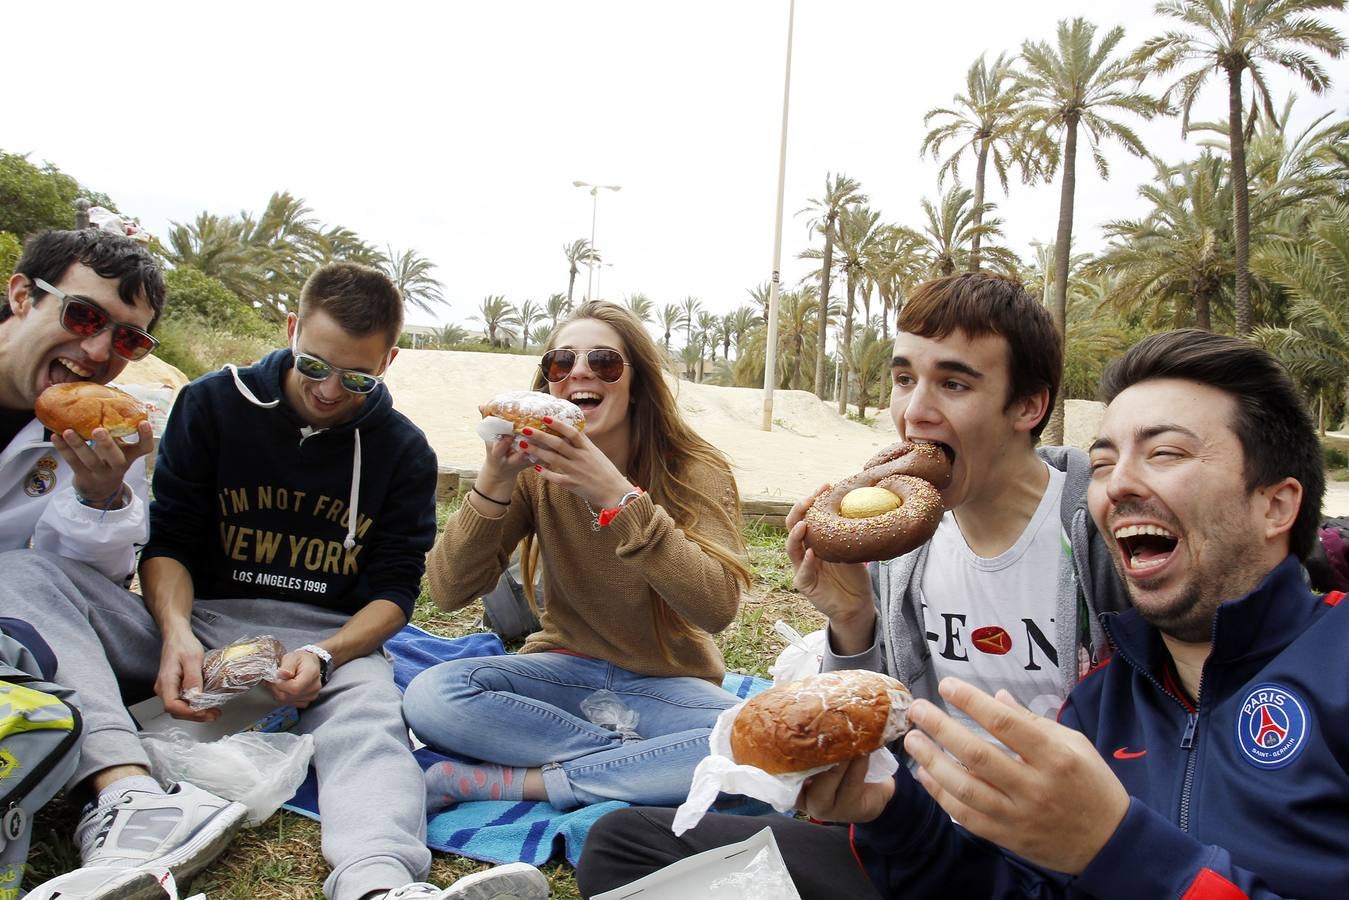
803, 329, 1345, 899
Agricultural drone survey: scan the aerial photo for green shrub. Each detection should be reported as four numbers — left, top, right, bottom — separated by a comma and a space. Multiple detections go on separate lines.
1325, 445, 1349, 470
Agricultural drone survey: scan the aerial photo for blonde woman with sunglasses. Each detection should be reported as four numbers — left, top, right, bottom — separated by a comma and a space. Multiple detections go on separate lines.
405, 301, 752, 810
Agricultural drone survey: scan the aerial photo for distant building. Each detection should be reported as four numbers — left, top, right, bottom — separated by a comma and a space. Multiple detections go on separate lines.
402, 324, 440, 349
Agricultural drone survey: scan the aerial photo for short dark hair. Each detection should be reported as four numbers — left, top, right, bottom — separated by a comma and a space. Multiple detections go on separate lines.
1099, 329, 1324, 560
5, 229, 166, 328
298, 262, 402, 345
898, 272, 1061, 439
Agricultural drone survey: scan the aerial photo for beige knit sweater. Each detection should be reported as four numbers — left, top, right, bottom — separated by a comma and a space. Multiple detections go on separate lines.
426, 460, 744, 682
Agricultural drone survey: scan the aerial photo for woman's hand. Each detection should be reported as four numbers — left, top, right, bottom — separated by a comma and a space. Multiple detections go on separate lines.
515, 417, 633, 508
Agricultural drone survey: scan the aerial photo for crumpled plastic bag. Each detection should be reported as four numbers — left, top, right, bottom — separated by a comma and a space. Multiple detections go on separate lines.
581, 688, 642, 740
768, 621, 826, 686
141, 728, 314, 826
672, 698, 898, 835
707, 832, 802, 899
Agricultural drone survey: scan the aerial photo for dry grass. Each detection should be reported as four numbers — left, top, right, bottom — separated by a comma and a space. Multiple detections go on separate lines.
28, 503, 808, 899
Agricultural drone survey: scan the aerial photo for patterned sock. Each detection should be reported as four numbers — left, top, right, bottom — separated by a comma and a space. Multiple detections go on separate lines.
76, 775, 164, 857
425, 761, 525, 808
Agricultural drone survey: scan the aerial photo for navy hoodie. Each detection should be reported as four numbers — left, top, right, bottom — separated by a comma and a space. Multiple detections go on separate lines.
852, 555, 1349, 899
142, 349, 437, 619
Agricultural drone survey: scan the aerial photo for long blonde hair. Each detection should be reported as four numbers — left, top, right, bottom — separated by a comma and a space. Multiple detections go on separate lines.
520, 301, 751, 658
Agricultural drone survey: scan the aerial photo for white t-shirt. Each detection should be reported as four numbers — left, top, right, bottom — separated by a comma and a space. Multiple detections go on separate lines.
920, 462, 1067, 740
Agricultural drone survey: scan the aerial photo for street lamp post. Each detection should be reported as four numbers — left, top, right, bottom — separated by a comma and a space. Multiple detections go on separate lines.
761, 0, 796, 432
572, 181, 622, 301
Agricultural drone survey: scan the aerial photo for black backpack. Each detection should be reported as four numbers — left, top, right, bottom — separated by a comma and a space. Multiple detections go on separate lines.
1306, 517, 1349, 593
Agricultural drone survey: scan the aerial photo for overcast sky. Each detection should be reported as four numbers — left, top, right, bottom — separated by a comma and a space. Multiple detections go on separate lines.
8, 1, 1348, 330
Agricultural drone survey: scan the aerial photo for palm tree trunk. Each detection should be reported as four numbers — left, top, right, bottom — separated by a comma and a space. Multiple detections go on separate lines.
1228, 63, 1253, 337
567, 267, 577, 307
970, 140, 990, 272
1195, 287, 1212, 332
1045, 116, 1078, 447
837, 273, 857, 416
813, 221, 836, 399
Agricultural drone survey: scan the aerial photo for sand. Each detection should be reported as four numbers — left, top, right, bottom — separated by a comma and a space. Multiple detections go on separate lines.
122, 348, 1349, 514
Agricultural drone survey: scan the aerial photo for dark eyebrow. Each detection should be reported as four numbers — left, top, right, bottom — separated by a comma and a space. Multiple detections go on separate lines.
1089, 424, 1200, 454
890, 355, 984, 379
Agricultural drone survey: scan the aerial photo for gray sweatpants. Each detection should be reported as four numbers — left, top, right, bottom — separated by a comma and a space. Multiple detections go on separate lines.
0, 549, 431, 900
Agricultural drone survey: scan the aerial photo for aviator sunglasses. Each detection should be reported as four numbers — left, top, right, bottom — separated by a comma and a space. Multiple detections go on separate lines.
539, 348, 629, 383
34, 278, 159, 362
290, 332, 389, 394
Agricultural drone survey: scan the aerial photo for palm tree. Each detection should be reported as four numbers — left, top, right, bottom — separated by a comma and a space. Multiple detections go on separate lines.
863, 225, 926, 339
832, 206, 882, 414
164, 213, 271, 312
728, 305, 760, 359
1090, 153, 1235, 331
800, 174, 866, 398
1132, 0, 1347, 336
544, 293, 570, 332
917, 186, 1017, 277
922, 52, 1047, 271
656, 303, 682, 350
528, 324, 554, 349
1017, 17, 1166, 442
746, 281, 772, 323
624, 293, 654, 324
473, 295, 520, 347
516, 299, 542, 349
563, 239, 599, 306
678, 296, 703, 349
843, 326, 895, 419
382, 246, 446, 313
718, 313, 735, 362
435, 323, 471, 348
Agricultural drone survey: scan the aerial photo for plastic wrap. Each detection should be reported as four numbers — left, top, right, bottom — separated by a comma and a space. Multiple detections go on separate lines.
182, 636, 284, 711
141, 728, 314, 826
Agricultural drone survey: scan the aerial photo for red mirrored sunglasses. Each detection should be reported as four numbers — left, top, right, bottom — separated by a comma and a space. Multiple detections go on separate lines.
540, 348, 628, 383
34, 278, 159, 362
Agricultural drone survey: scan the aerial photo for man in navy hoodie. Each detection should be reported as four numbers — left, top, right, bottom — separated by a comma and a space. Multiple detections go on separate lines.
4, 265, 544, 900
816, 329, 1341, 899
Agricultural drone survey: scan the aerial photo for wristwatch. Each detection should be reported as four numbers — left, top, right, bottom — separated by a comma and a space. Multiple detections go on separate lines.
297, 644, 334, 686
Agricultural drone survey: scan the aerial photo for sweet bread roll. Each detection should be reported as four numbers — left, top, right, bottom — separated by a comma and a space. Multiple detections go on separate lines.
476, 390, 585, 449
188, 636, 285, 710
730, 670, 912, 774
35, 382, 148, 441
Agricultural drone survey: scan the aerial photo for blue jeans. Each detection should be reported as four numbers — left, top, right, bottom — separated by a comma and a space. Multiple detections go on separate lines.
402, 652, 736, 809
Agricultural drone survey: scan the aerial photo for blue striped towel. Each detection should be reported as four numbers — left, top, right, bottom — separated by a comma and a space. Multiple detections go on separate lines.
283, 624, 773, 866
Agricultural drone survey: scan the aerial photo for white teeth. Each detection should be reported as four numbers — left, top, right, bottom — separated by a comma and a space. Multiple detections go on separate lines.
570, 392, 601, 402
1130, 556, 1169, 571
1113, 524, 1176, 540
59, 358, 93, 378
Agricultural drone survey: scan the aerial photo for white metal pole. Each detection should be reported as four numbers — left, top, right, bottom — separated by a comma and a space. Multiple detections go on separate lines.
587, 188, 599, 301
761, 0, 796, 432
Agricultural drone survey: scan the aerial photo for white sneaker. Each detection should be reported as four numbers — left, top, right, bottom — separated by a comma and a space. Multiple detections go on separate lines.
76, 782, 248, 898
443, 863, 549, 900
382, 864, 549, 900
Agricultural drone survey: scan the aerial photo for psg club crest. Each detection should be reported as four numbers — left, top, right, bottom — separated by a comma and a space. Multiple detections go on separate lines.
1236, 683, 1310, 769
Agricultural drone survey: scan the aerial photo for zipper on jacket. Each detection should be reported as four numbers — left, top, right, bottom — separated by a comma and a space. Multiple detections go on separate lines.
1178, 711, 1199, 831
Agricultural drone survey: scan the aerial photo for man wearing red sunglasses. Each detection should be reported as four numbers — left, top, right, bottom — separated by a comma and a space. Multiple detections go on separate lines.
0, 228, 165, 584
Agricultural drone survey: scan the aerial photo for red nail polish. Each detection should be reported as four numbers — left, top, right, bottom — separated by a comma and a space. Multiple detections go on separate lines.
521, 427, 533, 436
518, 440, 528, 449
533, 465, 542, 472
541, 417, 553, 424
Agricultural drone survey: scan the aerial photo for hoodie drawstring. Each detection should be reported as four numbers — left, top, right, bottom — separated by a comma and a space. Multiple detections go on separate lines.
345, 430, 361, 550
226, 362, 361, 550
225, 364, 280, 408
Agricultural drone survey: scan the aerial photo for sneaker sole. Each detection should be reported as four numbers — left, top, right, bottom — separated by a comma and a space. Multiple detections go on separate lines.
87, 801, 250, 900
442, 862, 550, 900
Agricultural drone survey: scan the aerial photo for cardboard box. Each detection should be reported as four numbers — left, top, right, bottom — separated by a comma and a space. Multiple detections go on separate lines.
591, 826, 801, 899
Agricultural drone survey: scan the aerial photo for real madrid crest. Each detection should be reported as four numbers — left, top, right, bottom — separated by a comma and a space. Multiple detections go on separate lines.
23, 455, 58, 498
1236, 683, 1311, 769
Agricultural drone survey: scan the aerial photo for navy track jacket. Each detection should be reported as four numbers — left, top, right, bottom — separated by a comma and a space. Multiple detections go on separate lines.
852, 555, 1349, 899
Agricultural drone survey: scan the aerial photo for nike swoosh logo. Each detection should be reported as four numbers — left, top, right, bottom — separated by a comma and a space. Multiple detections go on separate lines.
1113, 747, 1147, 760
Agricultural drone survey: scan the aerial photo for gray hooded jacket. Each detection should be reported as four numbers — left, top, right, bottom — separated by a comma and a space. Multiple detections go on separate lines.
821, 446, 1130, 713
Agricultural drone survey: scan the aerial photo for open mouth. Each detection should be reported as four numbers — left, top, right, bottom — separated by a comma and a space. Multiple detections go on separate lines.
49, 358, 94, 385
933, 441, 956, 466
1113, 524, 1179, 574
568, 390, 602, 413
